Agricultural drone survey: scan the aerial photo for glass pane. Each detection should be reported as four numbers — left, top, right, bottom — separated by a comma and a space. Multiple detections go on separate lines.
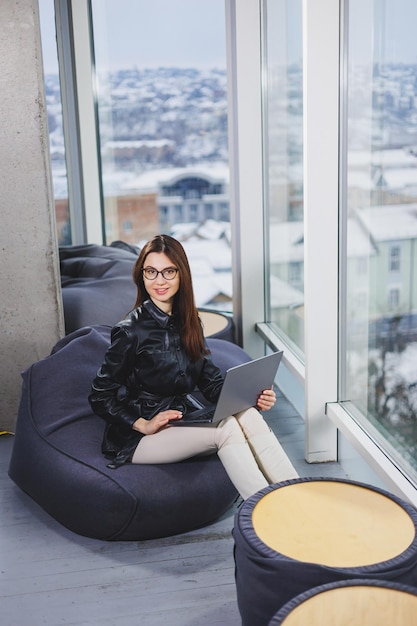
262, 0, 304, 354
39, 1, 71, 244
344, 0, 417, 474
91, 0, 231, 312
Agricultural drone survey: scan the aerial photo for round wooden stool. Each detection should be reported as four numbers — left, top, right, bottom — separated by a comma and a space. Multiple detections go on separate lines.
268, 579, 417, 625
233, 478, 417, 626
198, 308, 234, 342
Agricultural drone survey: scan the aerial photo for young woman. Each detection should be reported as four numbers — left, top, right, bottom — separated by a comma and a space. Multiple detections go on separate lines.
89, 234, 298, 499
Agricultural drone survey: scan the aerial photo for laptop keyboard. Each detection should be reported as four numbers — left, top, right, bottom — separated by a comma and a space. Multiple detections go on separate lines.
183, 404, 216, 422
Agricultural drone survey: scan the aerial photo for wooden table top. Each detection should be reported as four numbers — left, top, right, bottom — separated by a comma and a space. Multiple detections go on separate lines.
275, 584, 417, 625
252, 481, 416, 567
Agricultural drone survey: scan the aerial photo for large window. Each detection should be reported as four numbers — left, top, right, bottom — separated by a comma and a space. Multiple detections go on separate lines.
342, 0, 417, 475
34, 0, 417, 493
261, 0, 304, 355
39, 0, 71, 244
91, 0, 232, 311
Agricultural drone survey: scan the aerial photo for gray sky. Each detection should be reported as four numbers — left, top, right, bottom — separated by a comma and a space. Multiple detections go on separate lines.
39, 0, 417, 75
93, 0, 226, 70
349, 0, 417, 65
39, 0, 226, 73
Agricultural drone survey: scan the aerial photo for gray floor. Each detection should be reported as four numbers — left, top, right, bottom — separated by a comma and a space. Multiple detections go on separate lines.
0, 391, 346, 626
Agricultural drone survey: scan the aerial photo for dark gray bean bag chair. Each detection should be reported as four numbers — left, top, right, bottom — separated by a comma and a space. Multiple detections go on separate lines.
59, 243, 139, 334
8, 325, 250, 541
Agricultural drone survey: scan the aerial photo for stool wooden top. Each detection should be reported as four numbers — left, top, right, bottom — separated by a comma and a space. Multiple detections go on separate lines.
199, 310, 229, 336
275, 585, 417, 626
252, 481, 415, 567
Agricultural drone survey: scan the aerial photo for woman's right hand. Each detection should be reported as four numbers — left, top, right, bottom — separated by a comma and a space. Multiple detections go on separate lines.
133, 410, 182, 435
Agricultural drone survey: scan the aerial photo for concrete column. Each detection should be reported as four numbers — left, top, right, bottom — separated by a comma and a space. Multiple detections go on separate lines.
0, 0, 64, 432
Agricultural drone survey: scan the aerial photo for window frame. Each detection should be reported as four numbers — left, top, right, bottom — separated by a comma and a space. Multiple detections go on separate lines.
55, 0, 104, 244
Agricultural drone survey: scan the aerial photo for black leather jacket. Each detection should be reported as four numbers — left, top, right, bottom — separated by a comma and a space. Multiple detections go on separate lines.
89, 299, 224, 467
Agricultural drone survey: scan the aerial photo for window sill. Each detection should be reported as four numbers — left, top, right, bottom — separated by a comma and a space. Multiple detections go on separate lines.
256, 322, 305, 384
326, 401, 417, 507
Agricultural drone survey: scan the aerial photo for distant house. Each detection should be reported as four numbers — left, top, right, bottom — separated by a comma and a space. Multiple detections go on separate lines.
103, 140, 176, 168
268, 203, 417, 347
109, 163, 230, 243
354, 203, 417, 321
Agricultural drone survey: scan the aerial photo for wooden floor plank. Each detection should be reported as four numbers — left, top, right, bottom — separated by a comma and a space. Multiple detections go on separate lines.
2, 586, 240, 626
3, 538, 235, 586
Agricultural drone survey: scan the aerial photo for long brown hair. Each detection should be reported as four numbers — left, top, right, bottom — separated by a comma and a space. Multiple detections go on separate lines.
132, 234, 208, 362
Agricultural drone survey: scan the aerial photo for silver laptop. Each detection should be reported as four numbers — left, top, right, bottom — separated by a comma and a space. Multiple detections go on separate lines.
172, 350, 283, 426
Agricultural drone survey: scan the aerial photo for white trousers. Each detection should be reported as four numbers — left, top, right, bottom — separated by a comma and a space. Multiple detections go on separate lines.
132, 408, 298, 499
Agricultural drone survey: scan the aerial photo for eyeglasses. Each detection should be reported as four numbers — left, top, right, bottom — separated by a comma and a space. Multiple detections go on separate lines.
142, 267, 179, 281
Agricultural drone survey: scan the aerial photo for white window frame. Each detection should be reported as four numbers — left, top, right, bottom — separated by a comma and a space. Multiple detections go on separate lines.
227, 0, 338, 462
229, 0, 417, 503
55, 0, 104, 244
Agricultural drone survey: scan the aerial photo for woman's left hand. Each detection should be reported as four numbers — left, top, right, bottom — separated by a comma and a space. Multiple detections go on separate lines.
256, 387, 276, 411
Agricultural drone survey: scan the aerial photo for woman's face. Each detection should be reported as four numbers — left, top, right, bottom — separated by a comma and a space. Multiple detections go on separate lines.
142, 251, 180, 314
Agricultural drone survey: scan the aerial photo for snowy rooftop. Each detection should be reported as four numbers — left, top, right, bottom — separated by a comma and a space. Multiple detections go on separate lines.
346, 217, 376, 256
121, 163, 230, 194
349, 148, 417, 169
105, 140, 175, 149
184, 242, 232, 309
269, 222, 304, 263
181, 234, 231, 272
377, 169, 417, 191
269, 274, 304, 309
269, 217, 374, 261
356, 204, 417, 241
